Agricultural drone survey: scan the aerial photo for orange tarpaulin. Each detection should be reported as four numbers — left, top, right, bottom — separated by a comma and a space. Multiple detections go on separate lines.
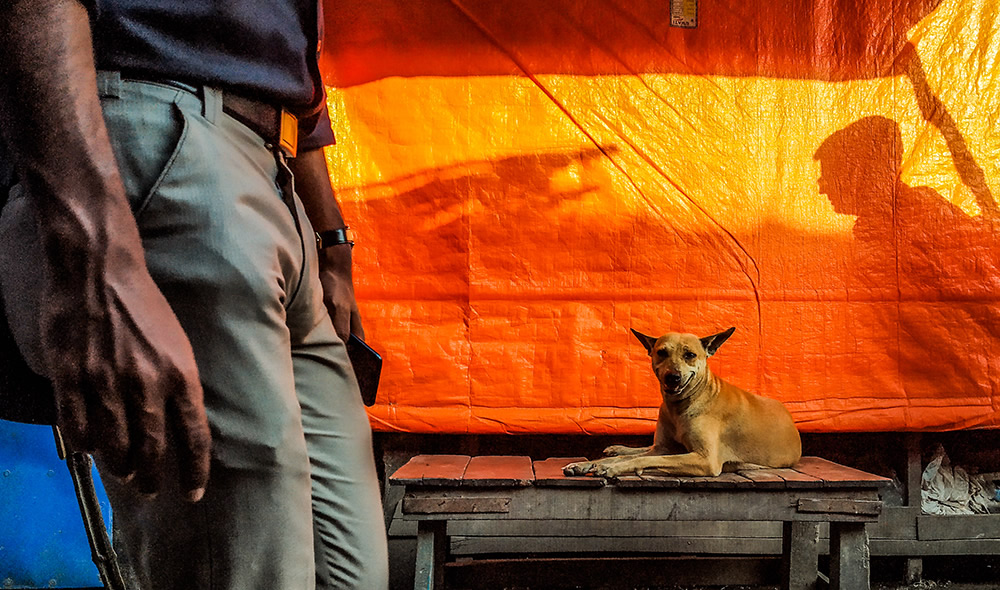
320, 0, 1000, 434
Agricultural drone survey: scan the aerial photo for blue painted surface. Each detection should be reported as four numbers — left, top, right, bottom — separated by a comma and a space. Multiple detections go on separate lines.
0, 420, 109, 588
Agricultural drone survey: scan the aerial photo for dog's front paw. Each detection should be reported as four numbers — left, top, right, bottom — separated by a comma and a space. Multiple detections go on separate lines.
603, 445, 631, 457
592, 461, 634, 479
562, 461, 595, 476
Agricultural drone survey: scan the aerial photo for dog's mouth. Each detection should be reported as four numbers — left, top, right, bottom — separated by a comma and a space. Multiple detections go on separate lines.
660, 373, 693, 395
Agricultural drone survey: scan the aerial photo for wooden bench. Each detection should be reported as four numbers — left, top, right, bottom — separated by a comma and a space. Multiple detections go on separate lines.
389, 455, 891, 590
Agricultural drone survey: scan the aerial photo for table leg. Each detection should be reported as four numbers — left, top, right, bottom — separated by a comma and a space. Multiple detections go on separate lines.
904, 557, 924, 584
782, 521, 819, 590
830, 522, 870, 590
414, 520, 447, 590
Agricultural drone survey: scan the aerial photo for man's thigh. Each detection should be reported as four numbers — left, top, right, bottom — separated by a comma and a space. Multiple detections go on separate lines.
99, 79, 317, 590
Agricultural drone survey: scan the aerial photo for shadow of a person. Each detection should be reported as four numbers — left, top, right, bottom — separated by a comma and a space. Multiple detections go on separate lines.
814, 116, 994, 294
813, 116, 1000, 418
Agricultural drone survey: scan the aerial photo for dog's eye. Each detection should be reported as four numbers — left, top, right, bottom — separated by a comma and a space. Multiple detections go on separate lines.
656, 349, 668, 358
683, 351, 697, 361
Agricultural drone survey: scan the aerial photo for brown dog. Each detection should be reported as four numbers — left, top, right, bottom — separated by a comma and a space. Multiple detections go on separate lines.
564, 327, 801, 478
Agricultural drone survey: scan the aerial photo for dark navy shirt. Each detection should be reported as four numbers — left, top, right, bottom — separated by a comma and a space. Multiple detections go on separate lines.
89, 0, 334, 150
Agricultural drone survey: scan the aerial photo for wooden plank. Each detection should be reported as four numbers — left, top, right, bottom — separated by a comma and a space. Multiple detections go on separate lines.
867, 506, 917, 541
614, 471, 754, 488
871, 538, 1000, 556
390, 454, 470, 486
738, 468, 789, 489
391, 517, 790, 540
403, 496, 511, 515
446, 556, 779, 589
532, 457, 605, 488
917, 515, 1000, 541
462, 455, 534, 487
677, 472, 755, 488
446, 519, 783, 538
401, 487, 879, 522
393, 520, 1000, 558
383, 479, 405, 529
792, 457, 891, 488
615, 474, 681, 488
450, 535, 785, 556
768, 467, 823, 488
391, 516, 826, 541
719, 472, 758, 488
798, 498, 882, 517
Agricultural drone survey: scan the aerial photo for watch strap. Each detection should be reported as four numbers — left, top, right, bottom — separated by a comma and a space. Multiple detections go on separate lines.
315, 227, 355, 249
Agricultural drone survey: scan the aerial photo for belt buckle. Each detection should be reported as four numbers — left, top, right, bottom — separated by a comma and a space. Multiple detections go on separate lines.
278, 109, 298, 158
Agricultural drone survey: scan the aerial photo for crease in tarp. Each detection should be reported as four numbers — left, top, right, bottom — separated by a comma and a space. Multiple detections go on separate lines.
589, 110, 765, 337
548, 4, 703, 130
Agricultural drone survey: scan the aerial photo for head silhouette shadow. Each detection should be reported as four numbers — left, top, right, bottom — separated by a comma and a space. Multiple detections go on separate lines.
813, 116, 997, 298
814, 116, 981, 242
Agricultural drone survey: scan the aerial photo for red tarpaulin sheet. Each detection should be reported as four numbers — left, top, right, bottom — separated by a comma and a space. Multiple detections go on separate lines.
319, 0, 1000, 434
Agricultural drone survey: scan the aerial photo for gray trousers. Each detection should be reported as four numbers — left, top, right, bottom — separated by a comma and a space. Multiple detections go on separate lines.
0, 75, 388, 589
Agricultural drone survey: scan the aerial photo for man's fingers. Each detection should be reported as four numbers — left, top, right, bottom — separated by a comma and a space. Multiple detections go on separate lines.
52, 374, 91, 452
328, 298, 350, 341
168, 381, 211, 502
350, 308, 365, 341
86, 376, 134, 479
131, 403, 167, 495
95, 354, 143, 481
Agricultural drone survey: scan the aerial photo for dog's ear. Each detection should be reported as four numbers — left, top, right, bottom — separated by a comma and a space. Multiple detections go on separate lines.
700, 327, 736, 357
630, 328, 658, 355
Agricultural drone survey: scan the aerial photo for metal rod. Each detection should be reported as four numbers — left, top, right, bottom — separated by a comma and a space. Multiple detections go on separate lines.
53, 426, 130, 590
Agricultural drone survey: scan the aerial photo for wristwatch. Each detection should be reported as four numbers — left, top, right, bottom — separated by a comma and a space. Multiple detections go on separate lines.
315, 227, 355, 249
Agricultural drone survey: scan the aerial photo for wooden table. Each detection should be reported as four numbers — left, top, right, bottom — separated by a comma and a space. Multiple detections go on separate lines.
390, 455, 890, 590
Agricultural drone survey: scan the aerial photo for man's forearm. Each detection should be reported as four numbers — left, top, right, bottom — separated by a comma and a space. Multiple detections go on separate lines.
288, 148, 348, 234
1, 1, 116, 183
288, 148, 353, 272
288, 148, 362, 338
0, 0, 134, 256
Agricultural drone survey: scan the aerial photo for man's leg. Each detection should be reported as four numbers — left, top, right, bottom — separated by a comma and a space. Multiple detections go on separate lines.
285, 192, 390, 589
86, 78, 319, 589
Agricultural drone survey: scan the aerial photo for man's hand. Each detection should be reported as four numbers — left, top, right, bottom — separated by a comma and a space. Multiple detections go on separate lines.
41, 223, 211, 500
1, 0, 211, 501
318, 246, 364, 341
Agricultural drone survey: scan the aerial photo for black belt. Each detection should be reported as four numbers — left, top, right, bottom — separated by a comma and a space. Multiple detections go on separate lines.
221, 93, 299, 158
